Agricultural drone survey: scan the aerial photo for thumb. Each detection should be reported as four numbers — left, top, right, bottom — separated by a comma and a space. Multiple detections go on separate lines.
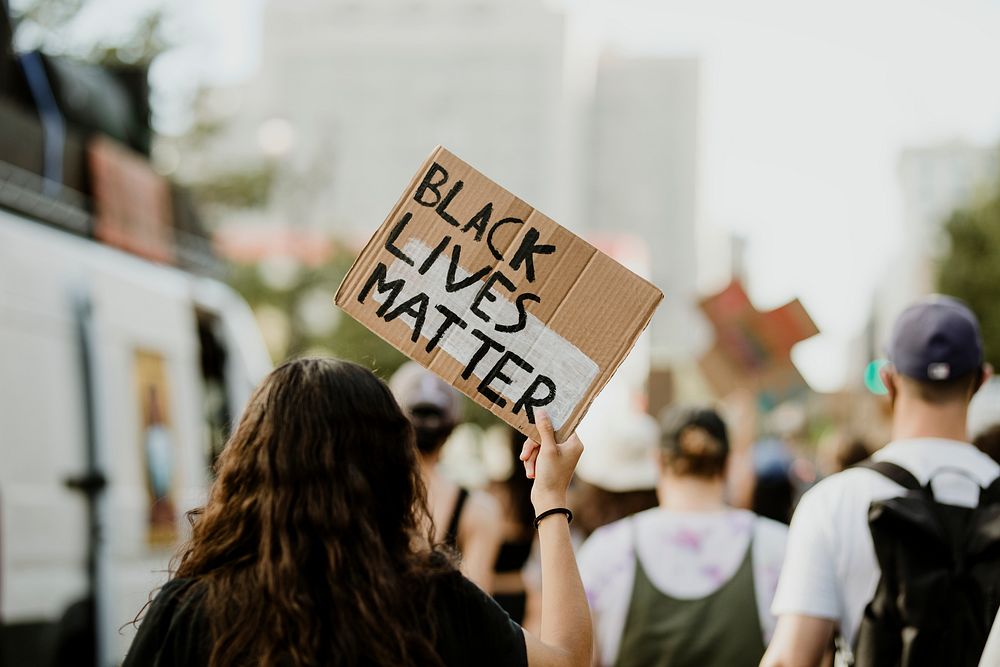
535, 410, 556, 454
562, 433, 585, 466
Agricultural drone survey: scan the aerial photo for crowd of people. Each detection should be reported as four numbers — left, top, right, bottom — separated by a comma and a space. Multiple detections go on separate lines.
122, 295, 1000, 667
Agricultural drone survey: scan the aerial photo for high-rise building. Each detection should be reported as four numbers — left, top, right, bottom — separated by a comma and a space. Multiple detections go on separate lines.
210, 0, 567, 240
185, 1, 705, 377
585, 54, 703, 364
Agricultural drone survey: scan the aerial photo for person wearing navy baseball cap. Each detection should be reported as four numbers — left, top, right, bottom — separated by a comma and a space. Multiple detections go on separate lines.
886, 295, 987, 388
764, 295, 999, 667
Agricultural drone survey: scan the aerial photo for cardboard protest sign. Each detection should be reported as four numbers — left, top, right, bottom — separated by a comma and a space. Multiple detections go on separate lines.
698, 280, 818, 398
335, 146, 663, 442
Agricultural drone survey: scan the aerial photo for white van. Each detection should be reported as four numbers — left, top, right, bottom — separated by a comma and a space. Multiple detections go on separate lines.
0, 209, 271, 665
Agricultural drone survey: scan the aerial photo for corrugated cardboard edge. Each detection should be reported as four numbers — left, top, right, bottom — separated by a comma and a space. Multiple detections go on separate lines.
428, 144, 665, 441
552, 290, 663, 442
334, 144, 665, 443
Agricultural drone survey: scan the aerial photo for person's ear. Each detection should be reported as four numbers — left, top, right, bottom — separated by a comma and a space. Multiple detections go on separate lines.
978, 364, 993, 392
880, 365, 897, 402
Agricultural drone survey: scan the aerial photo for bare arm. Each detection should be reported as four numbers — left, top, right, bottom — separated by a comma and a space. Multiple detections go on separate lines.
722, 389, 758, 510
458, 491, 504, 594
520, 412, 592, 667
759, 615, 835, 667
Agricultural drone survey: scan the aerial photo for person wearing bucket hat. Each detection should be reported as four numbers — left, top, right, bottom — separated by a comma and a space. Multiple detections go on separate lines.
389, 361, 503, 593
577, 406, 788, 667
570, 413, 661, 537
765, 295, 999, 667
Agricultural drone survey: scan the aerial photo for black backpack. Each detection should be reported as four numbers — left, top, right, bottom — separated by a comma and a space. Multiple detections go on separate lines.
853, 460, 1000, 667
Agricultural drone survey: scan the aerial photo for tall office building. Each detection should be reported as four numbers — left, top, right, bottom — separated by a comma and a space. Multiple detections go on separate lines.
208, 0, 567, 240
585, 55, 702, 363
184, 1, 705, 376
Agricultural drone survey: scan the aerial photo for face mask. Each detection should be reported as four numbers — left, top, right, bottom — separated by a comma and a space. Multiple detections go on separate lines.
414, 425, 452, 454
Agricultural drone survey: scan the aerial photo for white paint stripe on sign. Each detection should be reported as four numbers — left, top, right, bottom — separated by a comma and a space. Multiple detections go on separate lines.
373, 239, 599, 430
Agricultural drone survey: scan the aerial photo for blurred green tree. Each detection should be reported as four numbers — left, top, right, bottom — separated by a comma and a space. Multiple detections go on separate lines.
938, 166, 1000, 368
226, 246, 499, 428
226, 247, 406, 372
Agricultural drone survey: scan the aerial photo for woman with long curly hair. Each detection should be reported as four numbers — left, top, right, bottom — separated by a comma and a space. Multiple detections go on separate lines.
122, 357, 590, 667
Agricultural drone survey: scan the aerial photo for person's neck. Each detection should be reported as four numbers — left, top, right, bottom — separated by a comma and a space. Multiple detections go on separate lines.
657, 475, 727, 512
891, 399, 969, 443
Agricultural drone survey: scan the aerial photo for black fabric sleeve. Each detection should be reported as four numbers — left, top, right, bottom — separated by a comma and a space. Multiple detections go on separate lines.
438, 574, 528, 667
122, 578, 210, 667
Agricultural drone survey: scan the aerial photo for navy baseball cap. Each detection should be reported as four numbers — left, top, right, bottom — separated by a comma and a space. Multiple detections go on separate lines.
888, 295, 983, 382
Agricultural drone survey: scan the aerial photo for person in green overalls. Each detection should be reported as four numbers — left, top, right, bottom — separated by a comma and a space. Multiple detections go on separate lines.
577, 406, 789, 667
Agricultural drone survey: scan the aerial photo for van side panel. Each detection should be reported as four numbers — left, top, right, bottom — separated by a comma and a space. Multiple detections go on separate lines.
0, 210, 270, 662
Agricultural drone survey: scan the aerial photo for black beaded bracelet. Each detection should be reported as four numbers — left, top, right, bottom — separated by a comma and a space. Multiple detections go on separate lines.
533, 507, 574, 529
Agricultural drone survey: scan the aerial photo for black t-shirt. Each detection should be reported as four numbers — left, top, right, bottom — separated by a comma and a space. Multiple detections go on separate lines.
122, 572, 527, 667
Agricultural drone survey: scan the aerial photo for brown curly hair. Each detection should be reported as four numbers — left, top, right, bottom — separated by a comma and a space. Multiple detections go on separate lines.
171, 357, 453, 666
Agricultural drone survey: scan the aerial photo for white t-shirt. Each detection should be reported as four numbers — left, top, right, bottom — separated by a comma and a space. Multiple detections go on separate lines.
981, 612, 1000, 667
772, 438, 1000, 648
579, 507, 789, 667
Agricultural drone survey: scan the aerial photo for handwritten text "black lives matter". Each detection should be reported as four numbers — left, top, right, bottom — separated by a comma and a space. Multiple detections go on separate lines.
356, 162, 560, 423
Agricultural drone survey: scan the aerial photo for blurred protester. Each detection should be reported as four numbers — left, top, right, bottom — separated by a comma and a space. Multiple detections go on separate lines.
974, 425, 1000, 465
750, 438, 796, 525
764, 296, 1000, 667
969, 377, 1000, 464
122, 358, 592, 666
571, 414, 660, 538
815, 431, 872, 477
390, 361, 503, 592
578, 406, 788, 667
488, 428, 538, 625
719, 389, 761, 511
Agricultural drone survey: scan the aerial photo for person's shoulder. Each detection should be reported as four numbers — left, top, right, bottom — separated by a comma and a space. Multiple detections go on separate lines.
751, 512, 790, 567
160, 576, 201, 597
423, 567, 487, 621
146, 578, 207, 630
430, 572, 519, 638
582, 511, 642, 552
146, 577, 204, 615
122, 578, 209, 667
799, 466, 886, 508
432, 567, 483, 600
431, 571, 527, 667
879, 438, 1000, 485
752, 513, 789, 541
787, 466, 897, 540
578, 512, 639, 572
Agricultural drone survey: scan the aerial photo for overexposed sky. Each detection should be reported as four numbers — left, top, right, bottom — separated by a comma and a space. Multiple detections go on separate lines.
38, 0, 1000, 391
567, 0, 1000, 390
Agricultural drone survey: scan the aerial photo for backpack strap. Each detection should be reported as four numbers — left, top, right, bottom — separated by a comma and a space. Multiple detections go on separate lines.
857, 460, 922, 491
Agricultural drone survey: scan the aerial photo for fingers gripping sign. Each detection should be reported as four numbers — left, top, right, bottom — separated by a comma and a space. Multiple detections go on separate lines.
518, 410, 584, 509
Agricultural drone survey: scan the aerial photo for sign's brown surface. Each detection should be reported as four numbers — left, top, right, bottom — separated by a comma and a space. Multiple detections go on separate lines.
335, 146, 663, 442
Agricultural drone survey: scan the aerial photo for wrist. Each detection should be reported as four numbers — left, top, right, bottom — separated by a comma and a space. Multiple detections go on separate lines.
534, 507, 573, 529
531, 492, 568, 514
